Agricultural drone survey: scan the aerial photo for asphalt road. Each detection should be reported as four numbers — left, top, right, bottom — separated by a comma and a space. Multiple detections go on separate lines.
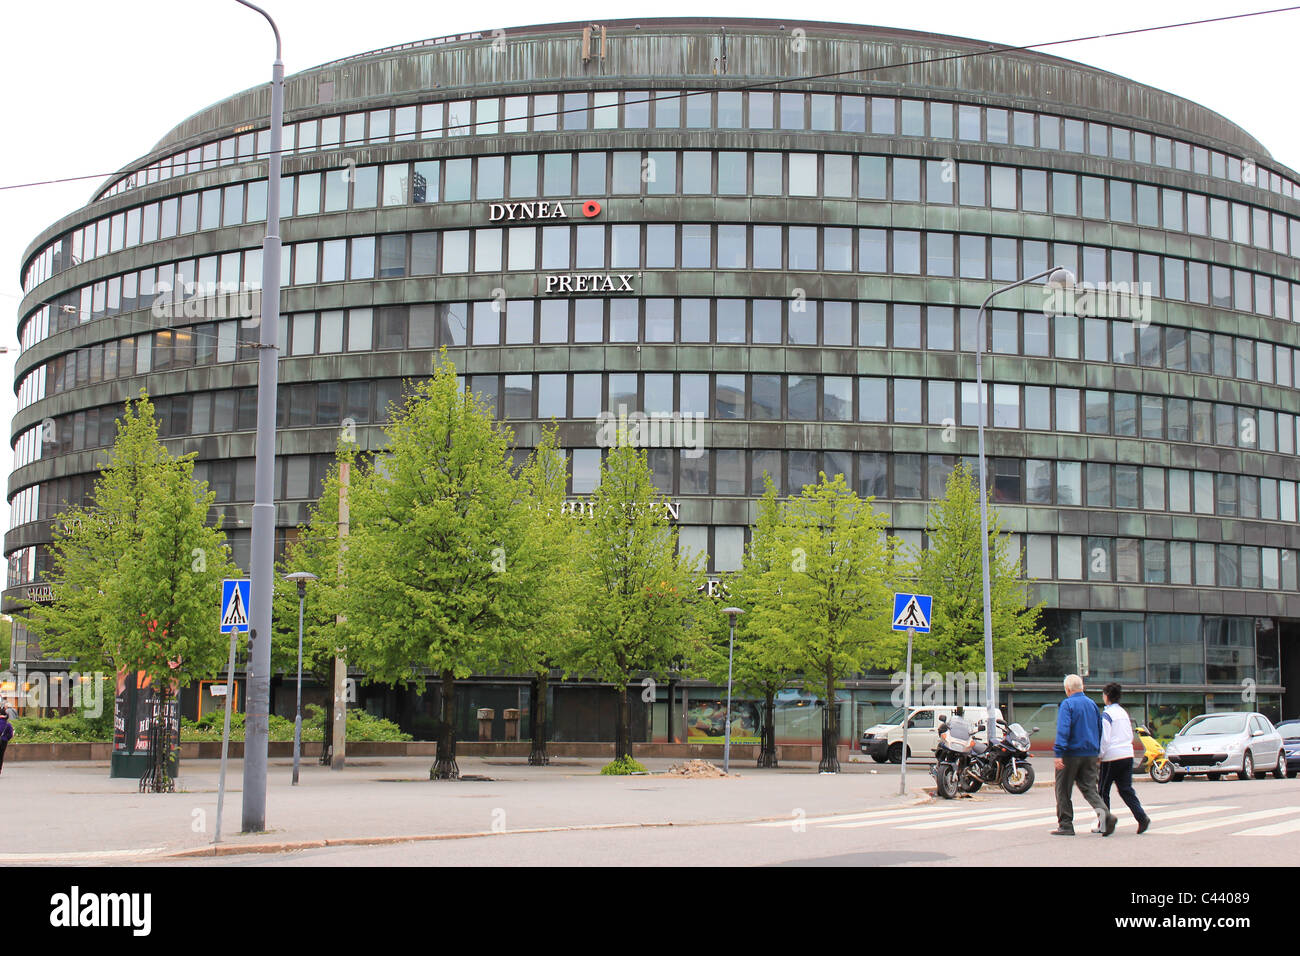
165, 773, 1299, 867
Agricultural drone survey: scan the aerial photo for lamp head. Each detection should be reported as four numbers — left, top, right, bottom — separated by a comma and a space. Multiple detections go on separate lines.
1045, 267, 1076, 291
284, 570, 319, 597
722, 606, 744, 624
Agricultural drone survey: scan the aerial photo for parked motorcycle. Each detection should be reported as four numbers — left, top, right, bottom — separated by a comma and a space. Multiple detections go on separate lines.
1136, 725, 1175, 783
931, 733, 973, 799
933, 721, 1038, 798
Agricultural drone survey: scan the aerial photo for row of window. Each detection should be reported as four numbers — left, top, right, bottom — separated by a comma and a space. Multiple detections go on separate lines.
10, 457, 1300, 587
88, 87, 1298, 208
18, 368, 1300, 461
27, 294, 1300, 419
23, 223, 1300, 357
31, 150, 1300, 293
16, 389, 1300, 527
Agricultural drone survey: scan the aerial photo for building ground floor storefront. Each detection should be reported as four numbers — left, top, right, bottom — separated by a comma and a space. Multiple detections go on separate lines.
6, 609, 1295, 750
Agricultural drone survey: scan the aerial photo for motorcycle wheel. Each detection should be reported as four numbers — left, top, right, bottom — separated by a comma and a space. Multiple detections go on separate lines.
1150, 761, 1174, 784
1001, 762, 1035, 794
936, 764, 958, 799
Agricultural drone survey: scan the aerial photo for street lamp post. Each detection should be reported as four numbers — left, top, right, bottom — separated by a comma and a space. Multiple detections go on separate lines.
284, 571, 318, 785
234, 0, 284, 834
975, 268, 1074, 743
721, 607, 743, 774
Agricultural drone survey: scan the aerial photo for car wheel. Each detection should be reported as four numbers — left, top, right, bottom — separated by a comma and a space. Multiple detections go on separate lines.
1274, 750, 1287, 780
1288, 769, 1297, 779
1207, 772, 1221, 780
1239, 752, 1254, 781
1172, 772, 1185, 782
871, 752, 889, 764
887, 743, 908, 764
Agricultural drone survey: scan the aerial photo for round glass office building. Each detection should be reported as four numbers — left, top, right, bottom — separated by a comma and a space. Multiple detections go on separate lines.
10, 18, 1300, 745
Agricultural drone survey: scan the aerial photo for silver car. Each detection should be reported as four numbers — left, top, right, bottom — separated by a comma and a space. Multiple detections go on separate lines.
1164, 711, 1287, 781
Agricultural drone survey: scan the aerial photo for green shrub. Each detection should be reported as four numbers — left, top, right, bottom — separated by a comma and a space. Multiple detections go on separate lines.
182, 705, 411, 743
600, 754, 648, 775
9, 714, 110, 743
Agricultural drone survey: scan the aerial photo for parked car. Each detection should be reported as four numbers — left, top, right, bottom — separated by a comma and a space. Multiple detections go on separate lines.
1163, 712, 1286, 781
1276, 720, 1300, 779
859, 705, 1002, 763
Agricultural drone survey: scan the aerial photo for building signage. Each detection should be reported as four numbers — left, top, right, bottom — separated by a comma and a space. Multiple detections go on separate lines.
560, 499, 681, 521
544, 273, 636, 294
23, 584, 53, 603
489, 201, 568, 222
488, 199, 601, 222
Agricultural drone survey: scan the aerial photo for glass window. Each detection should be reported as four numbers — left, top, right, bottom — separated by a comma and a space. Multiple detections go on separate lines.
859, 156, 886, 200
893, 159, 920, 202
958, 163, 984, 206
752, 374, 781, 420
717, 152, 746, 195
681, 151, 710, 193
1022, 170, 1047, 213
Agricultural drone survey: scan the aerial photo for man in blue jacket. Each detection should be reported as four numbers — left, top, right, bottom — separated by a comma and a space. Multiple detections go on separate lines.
1052, 674, 1115, 836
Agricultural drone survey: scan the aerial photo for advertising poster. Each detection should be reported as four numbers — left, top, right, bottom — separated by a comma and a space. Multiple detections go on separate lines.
112, 671, 175, 754
686, 699, 761, 745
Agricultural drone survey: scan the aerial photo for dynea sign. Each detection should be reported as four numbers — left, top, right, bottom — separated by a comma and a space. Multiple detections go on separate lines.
488, 199, 602, 221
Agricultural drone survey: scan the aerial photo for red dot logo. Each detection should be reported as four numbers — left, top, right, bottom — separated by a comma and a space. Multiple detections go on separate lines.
582, 200, 602, 218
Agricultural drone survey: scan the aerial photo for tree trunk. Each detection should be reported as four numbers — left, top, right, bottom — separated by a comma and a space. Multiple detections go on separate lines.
318, 657, 335, 766
614, 687, 631, 761
758, 690, 778, 768
819, 669, 840, 773
140, 685, 177, 793
528, 672, 549, 766
431, 669, 459, 780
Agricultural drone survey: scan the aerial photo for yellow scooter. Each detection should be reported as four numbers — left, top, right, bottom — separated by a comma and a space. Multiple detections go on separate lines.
1137, 725, 1175, 783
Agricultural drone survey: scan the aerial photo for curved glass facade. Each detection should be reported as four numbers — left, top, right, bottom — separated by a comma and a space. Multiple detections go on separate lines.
10, 18, 1300, 734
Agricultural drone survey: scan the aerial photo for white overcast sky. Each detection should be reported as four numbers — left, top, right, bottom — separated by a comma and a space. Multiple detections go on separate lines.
2, 0, 1298, 533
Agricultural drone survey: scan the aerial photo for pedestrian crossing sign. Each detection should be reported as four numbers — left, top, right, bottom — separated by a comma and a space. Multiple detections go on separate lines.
892, 592, 932, 633
220, 579, 251, 633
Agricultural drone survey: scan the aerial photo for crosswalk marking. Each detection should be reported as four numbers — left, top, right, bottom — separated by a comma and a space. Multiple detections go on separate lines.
824, 806, 995, 830
896, 805, 1058, 829
1157, 806, 1298, 835
749, 806, 952, 828
974, 804, 1218, 831
748, 799, 1300, 838
1236, 816, 1300, 836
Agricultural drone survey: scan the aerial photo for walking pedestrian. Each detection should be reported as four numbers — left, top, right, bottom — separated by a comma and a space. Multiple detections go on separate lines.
1099, 682, 1150, 834
1051, 674, 1115, 836
0, 705, 14, 775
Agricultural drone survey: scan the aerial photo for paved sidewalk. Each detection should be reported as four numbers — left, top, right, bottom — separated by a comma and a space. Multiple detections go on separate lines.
3, 754, 1034, 861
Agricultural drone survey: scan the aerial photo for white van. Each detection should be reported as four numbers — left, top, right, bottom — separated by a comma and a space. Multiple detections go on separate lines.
860, 705, 1004, 763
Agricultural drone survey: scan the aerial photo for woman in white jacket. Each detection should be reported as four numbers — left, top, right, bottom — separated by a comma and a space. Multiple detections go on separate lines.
1099, 683, 1150, 834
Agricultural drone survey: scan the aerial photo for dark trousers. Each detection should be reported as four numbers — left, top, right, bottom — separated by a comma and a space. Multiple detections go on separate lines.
1055, 756, 1109, 831
1100, 757, 1149, 825
0, 740, 7, 773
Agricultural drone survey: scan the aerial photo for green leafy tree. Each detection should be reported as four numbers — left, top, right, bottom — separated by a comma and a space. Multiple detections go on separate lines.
563, 443, 706, 761
909, 462, 1052, 682
504, 426, 583, 765
340, 357, 557, 779
740, 473, 899, 772
23, 394, 236, 788
273, 439, 357, 763
700, 477, 797, 767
